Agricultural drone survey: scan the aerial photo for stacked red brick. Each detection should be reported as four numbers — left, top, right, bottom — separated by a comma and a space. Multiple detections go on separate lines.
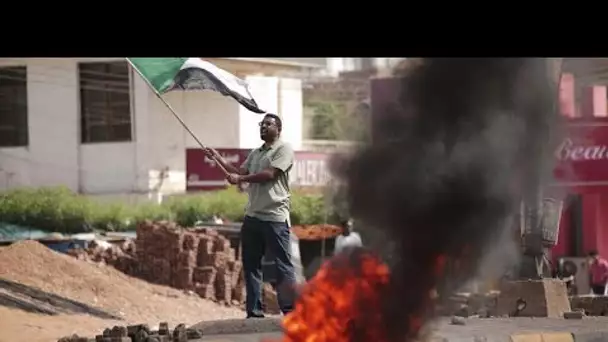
135, 221, 245, 304
67, 240, 138, 275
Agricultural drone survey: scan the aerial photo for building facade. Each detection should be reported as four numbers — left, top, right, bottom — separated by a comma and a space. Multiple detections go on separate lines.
0, 58, 319, 196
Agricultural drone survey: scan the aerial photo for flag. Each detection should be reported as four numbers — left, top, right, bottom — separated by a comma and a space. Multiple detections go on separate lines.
127, 57, 266, 114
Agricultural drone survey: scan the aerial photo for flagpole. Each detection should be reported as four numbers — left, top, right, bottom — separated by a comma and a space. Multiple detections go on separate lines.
125, 58, 230, 177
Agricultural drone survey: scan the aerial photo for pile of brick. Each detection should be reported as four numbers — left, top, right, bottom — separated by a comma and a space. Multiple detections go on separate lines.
67, 239, 138, 275
67, 221, 263, 309
135, 221, 244, 305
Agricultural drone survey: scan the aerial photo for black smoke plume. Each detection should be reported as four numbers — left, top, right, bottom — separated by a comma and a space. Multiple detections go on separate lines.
333, 58, 563, 341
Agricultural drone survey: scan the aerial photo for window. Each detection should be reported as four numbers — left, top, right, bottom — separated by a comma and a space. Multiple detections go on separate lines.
0, 66, 28, 147
79, 61, 132, 143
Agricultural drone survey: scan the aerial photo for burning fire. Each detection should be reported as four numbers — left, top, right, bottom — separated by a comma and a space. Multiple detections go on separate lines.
264, 248, 449, 342
267, 249, 390, 342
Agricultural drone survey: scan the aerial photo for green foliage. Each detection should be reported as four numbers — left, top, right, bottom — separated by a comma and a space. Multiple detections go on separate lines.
290, 192, 327, 226
163, 187, 248, 227
309, 101, 348, 140
0, 186, 336, 234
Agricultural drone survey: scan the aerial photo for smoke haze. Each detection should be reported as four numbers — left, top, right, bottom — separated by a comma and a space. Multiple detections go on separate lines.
333, 58, 564, 341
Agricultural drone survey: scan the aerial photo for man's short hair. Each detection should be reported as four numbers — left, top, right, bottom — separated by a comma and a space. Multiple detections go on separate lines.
264, 113, 282, 132
589, 250, 599, 257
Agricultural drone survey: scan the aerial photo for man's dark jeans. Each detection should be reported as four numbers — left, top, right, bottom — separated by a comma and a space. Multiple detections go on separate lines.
241, 215, 296, 317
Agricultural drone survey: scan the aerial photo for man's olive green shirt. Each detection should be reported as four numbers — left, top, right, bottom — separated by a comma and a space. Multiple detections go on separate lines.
240, 140, 294, 224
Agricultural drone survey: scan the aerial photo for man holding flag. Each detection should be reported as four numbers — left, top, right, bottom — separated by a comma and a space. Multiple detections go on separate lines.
204, 113, 296, 318
127, 57, 296, 317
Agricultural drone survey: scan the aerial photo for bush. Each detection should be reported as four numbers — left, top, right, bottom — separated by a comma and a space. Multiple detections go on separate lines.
163, 187, 248, 226
0, 186, 337, 234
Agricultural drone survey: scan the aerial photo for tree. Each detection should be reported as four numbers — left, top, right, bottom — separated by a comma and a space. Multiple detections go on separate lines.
308, 101, 369, 142
309, 101, 346, 140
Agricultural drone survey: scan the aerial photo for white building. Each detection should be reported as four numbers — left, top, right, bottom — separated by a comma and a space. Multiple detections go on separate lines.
0, 58, 319, 197
274, 58, 405, 77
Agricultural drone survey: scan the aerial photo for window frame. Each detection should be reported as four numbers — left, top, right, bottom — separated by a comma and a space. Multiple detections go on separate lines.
0, 65, 29, 148
78, 60, 134, 144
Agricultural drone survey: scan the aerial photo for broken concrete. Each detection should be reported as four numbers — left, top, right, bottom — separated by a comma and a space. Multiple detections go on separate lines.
495, 279, 571, 318
570, 295, 608, 316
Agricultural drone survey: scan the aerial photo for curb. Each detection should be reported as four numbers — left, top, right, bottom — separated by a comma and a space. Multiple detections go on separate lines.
431, 331, 608, 342
511, 332, 573, 342
439, 332, 608, 342
190, 319, 608, 342
571, 331, 608, 342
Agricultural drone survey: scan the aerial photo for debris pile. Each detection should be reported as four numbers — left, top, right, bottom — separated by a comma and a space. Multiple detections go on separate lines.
57, 321, 203, 342
0, 240, 244, 326
68, 239, 138, 275
439, 291, 500, 318
67, 221, 260, 309
570, 295, 608, 316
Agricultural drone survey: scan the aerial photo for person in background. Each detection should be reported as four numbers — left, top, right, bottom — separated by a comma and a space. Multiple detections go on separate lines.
334, 219, 363, 254
588, 250, 608, 295
553, 258, 575, 295
204, 113, 296, 318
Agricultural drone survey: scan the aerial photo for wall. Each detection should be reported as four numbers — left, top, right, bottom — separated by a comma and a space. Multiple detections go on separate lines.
0, 58, 305, 195
0, 58, 80, 191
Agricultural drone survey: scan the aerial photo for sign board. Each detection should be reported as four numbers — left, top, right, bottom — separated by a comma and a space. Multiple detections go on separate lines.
553, 121, 608, 191
186, 148, 331, 191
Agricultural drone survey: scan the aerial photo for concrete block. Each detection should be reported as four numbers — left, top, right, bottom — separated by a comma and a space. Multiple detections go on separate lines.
563, 311, 584, 319
571, 331, 608, 342
496, 280, 571, 317
540, 332, 573, 342
110, 326, 128, 337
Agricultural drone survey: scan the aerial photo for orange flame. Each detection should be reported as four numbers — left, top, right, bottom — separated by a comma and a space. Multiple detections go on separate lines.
271, 250, 390, 342
265, 251, 449, 342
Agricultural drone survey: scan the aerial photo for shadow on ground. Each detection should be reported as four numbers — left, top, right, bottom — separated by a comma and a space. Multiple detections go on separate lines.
0, 277, 122, 320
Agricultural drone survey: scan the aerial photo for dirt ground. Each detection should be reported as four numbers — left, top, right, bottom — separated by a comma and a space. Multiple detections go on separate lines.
0, 306, 121, 342
0, 240, 247, 342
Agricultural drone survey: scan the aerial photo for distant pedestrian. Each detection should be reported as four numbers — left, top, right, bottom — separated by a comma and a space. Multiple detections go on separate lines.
334, 219, 362, 254
588, 250, 608, 295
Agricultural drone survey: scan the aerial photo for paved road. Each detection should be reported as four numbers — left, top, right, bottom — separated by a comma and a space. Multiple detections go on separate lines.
192, 317, 608, 341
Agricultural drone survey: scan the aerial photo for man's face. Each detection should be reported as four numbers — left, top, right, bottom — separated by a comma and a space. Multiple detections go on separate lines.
259, 116, 279, 141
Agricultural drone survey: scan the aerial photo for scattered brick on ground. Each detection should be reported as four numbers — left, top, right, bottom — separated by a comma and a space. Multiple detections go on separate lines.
56, 321, 204, 342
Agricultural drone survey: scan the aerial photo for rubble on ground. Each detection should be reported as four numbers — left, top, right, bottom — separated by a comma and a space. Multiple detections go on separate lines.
570, 295, 608, 316
56, 321, 203, 342
438, 291, 500, 318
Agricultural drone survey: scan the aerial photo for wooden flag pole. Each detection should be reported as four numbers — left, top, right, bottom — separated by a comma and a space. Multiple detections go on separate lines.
126, 58, 230, 177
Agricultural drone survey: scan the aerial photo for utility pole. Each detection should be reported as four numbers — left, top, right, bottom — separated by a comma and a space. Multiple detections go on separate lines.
518, 58, 564, 280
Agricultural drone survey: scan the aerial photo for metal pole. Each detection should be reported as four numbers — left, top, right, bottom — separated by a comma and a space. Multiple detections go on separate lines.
519, 58, 564, 280
126, 58, 229, 176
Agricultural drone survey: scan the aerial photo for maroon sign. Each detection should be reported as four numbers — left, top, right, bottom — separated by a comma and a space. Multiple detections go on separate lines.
186, 148, 331, 191
553, 120, 608, 192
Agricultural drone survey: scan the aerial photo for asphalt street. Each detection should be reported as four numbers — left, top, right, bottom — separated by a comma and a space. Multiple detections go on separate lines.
192, 317, 608, 341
